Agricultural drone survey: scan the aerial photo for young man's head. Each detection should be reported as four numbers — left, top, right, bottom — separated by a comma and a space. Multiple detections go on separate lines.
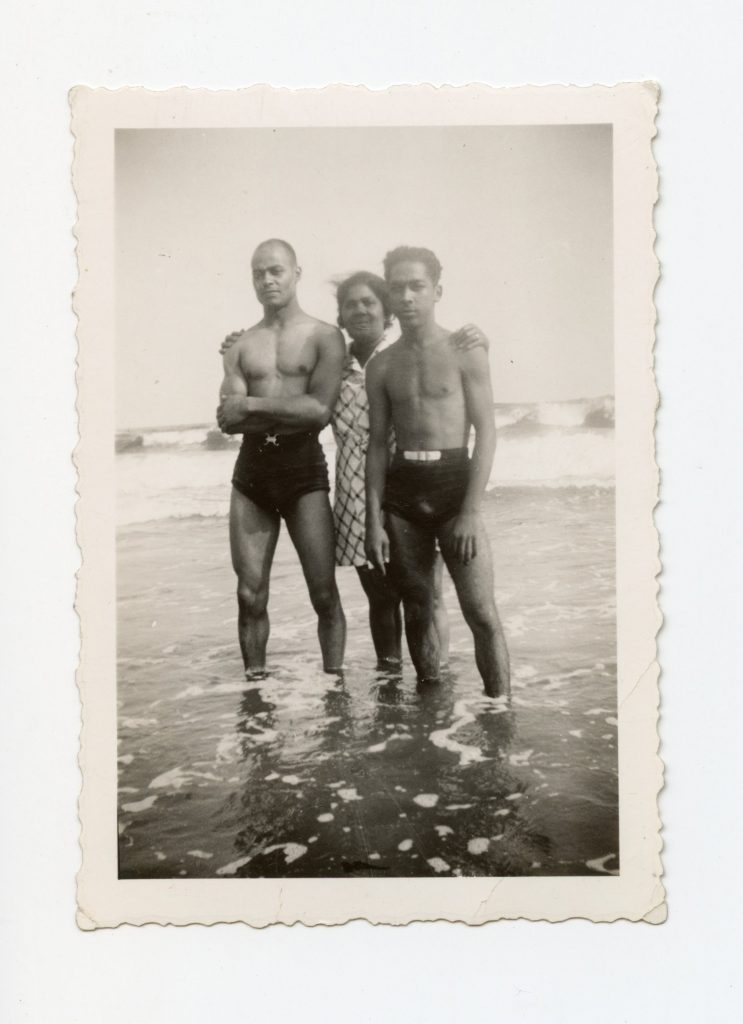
382, 246, 443, 330
251, 239, 301, 310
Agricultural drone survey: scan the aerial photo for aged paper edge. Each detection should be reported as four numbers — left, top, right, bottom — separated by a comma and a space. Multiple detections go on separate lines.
72, 82, 663, 928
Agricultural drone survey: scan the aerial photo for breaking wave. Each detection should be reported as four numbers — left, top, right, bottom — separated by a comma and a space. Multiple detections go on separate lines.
117, 396, 614, 525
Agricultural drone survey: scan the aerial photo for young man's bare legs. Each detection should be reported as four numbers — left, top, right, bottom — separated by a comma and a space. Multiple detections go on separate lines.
229, 487, 280, 674
284, 490, 346, 672
438, 515, 510, 698
386, 513, 441, 684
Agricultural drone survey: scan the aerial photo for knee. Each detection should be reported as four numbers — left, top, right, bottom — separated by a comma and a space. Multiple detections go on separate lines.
462, 600, 498, 634
401, 583, 434, 621
309, 583, 339, 618
236, 581, 269, 618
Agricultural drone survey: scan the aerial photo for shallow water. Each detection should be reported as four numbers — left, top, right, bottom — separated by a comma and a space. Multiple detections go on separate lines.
117, 487, 618, 878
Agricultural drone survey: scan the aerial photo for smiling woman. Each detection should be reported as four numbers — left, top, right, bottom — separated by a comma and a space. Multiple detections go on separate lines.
331, 271, 407, 666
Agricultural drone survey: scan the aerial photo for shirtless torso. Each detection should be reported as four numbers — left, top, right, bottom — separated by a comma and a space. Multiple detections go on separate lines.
375, 325, 470, 451
219, 313, 345, 437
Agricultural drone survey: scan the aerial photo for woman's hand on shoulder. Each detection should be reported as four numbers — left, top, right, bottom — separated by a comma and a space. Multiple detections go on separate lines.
219, 329, 245, 355
451, 323, 490, 352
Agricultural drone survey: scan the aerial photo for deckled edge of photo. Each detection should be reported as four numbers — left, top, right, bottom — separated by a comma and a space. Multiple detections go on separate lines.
71, 82, 663, 929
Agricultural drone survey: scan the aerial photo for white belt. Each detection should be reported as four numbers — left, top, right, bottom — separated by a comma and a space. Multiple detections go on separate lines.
402, 450, 442, 462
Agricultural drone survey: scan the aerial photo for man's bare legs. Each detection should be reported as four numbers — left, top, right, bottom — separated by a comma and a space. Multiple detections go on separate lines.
229, 487, 281, 674
355, 565, 403, 668
438, 515, 510, 698
386, 513, 440, 683
284, 490, 346, 672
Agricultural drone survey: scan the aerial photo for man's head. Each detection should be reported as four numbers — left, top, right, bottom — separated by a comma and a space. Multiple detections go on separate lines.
251, 239, 300, 309
382, 246, 443, 329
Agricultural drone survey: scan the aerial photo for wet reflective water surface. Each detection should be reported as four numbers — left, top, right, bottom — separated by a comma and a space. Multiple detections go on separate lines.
117, 487, 618, 878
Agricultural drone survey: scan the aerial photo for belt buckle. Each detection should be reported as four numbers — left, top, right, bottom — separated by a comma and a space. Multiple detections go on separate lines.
403, 450, 441, 462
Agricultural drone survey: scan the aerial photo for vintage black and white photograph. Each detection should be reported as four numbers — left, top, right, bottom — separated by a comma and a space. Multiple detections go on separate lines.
74, 85, 660, 925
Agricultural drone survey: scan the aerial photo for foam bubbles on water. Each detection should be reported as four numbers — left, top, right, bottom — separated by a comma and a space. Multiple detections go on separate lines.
586, 853, 619, 875
282, 775, 301, 786
398, 839, 413, 852
434, 825, 454, 838
149, 767, 190, 790
121, 795, 158, 813
149, 766, 220, 790
121, 717, 158, 729
427, 857, 451, 874
216, 734, 240, 763
338, 788, 362, 802
509, 749, 534, 766
187, 850, 213, 859
263, 843, 308, 865
217, 855, 252, 876
467, 838, 490, 855
317, 813, 334, 822
429, 699, 488, 766
413, 794, 439, 808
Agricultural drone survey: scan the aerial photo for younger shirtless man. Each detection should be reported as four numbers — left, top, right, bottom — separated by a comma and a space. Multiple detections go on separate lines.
217, 239, 346, 675
365, 246, 510, 696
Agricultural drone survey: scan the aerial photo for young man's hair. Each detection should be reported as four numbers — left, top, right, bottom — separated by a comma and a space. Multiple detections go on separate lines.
335, 271, 393, 330
383, 246, 443, 285
254, 238, 298, 266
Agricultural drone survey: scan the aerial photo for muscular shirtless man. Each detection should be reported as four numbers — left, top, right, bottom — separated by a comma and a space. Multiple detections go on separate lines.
217, 239, 346, 675
365, 246, 510, 697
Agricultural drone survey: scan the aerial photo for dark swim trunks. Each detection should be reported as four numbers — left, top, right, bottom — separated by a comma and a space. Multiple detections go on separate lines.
232, 431, 329, 516
383, 449, 470, 528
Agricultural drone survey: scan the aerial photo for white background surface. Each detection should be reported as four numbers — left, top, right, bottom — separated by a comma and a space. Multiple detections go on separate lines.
2, 2, 741, 1021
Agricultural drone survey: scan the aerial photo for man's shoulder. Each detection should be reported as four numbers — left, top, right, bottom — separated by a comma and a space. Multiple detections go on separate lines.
448, 330, 489, 373
304, 316, 345, 353
304, 314, 341, 337
366, 342, 398, 383
379, 339, 402, 363
233, 321, 265, 345
223, 323, 262, 369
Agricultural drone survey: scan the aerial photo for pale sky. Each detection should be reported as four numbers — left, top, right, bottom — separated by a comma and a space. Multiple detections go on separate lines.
116, 125, 612, 429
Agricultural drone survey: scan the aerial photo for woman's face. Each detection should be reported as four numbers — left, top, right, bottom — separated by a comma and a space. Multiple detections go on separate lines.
340, 284, 387, 344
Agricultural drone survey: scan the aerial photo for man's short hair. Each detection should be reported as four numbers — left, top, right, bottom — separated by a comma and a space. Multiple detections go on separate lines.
253, 238, 298, 266
383, 246, 442, 285
335, 271, 393, 330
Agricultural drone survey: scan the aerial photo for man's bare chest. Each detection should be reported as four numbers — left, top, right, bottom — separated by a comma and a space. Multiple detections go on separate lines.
240, 332, 316, 383
387, 350, 460, 405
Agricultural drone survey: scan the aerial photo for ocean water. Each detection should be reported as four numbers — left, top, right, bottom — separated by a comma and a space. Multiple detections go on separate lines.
116, 397, 618, 878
